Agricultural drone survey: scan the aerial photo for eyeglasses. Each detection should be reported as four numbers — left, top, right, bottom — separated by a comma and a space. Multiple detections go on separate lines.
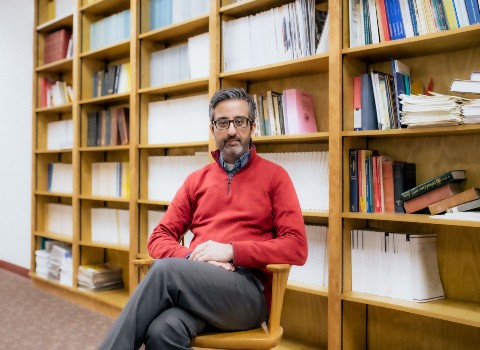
212, 117, 250, 130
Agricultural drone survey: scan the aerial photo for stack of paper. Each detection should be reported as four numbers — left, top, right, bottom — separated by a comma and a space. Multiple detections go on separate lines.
47, 244, 72, 283
35, 249, 50, 278
399, 92, 464, 127
77, 263, 123, 292
461, 99, 480, 124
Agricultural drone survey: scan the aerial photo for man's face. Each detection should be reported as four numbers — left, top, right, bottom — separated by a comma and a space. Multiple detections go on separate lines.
210, 99, 256, 164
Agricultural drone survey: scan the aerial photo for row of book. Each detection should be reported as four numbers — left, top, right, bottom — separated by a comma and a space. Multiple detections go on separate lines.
89, 8, 130, 51
150, 32, 209, 87
47, 163, 73, 194
289, 225, 328, 287
86, 106, 129, 147
259, 152, 329, 212
353, 58, 412, 130
349, 149, 416, 213
351, 229, 444, 302
35, 241, 73, 287
91, 62, 131, 98
46, 203, 73, 237
40, 78, 73, 108
148, 94, 209, 145
43, 28, 72, 65
222, 0, 329, 72
46, 0, 74, 21
349, 0, 480, 47
253, 89, 318, 136
91, 162, 130, 198
91, 207, 129, 246
47, 119, 73, 150
149, 0, 209, 30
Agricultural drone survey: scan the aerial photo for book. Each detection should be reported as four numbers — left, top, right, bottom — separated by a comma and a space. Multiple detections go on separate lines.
360, 73, 379, 130
464, 0, 480, 24
450, 78, 480, 94
382, 159, 395, 213
44, 28, 71, 64
446, 198, 480, 213
393, 162, 416, 213
283, 89, 318, 134
353, 75, 362, 130
429, 188, 480, 214
117, 107, 130, 145
400, 169, 466, 202
403, 182, 463, 213
349, 148, 359, 212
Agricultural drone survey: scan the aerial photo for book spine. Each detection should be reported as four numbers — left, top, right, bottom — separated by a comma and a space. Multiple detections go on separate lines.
428, 188, 480, 214
350, 149, 359, 212
400, 170, 462, 201
393, 162, 416, 212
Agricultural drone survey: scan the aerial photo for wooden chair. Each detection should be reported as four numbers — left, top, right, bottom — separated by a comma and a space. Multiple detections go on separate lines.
133, 257, 290, 350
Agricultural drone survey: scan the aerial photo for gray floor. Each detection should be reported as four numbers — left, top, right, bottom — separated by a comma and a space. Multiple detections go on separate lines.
0, 268, 115, 350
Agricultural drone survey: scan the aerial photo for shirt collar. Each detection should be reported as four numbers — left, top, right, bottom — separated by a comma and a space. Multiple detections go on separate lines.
219, 149, 251, 176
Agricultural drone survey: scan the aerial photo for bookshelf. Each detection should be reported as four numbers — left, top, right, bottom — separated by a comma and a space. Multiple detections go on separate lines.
30, 0, 480, 349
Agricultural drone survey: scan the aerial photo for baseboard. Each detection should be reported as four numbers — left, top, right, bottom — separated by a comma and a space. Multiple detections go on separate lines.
0, 260, 30, 278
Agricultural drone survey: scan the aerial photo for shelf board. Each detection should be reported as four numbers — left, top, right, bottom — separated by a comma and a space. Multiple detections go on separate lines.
287, 282, 328, 297
80, 39, 130, 60
220, 54, 329, 82
139, 78, 209, 96
343, 212, 480, 228
302, 210, 329, 218
35, 148, 72, 154
79, 194, 130, 203
80, 0, 129, 15
79, 145, 130, 152
138, 199, 171, 206
221, 0, 296, 17
140, 15, 209, 44
36, 58, 73, 73
343, 124, 480, 138
253, 132, 329, 144
36, 104, 72, 114
77, 287, 129, 309
34, 231, 73, 243
138, 141, 209, 149
343, 291, 480, 328
79, 240, 130, 252
37, 14, 73, 32
35, 191, 72, 198
342, 24, 480, 62
79, 92, 130, 105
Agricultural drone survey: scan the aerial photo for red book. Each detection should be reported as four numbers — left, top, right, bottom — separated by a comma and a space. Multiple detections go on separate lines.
283, 89, 318, 135
375, 0, 391, 42
44, 28, 71, 65
353, 76, 362, 130
403, 182, 463, 214
382, 160, 394, 213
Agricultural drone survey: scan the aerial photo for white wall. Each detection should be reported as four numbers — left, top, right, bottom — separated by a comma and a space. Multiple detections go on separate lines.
0, 1, 34, 268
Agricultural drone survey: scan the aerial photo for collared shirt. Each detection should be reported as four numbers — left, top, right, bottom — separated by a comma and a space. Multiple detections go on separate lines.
219, 150, 251, 177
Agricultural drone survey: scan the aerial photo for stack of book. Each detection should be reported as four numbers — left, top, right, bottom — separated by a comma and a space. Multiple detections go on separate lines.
43, 28, 72, 65
86, 106, 129, 147
91, 62, 131, 98
77, 263, 123, 292
400, 170, 467, 214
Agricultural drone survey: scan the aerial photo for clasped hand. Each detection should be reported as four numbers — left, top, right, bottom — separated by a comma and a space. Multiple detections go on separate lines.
189, 240, 235, 271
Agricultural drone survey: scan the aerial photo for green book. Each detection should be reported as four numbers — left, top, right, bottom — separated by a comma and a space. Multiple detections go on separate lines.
400, 170, 466, 202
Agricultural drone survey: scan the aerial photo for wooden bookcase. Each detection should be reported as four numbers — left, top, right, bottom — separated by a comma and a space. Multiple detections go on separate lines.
31, 0, 480, 349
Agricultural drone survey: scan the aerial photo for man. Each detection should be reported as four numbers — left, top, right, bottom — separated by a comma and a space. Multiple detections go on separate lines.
99, 88, 307, 349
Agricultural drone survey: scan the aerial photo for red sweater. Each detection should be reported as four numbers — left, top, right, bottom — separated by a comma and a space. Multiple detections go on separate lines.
148, 147, 308, 305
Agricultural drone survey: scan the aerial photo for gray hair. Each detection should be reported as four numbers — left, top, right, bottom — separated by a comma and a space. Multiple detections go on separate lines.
209, 88, 257, 123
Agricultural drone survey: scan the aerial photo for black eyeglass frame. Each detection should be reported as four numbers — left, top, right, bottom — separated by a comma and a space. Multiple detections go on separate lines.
212, 117, 251, 130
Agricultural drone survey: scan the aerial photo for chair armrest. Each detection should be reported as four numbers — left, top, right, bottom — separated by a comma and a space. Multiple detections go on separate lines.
266, 264, 291, 336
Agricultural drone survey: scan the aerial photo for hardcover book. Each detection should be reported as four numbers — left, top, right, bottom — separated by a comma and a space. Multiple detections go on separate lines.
446, 198, 480, 213
393, 162, 416, 213
404, 182, 463, 214
400, 169, 466, 202
428, 187, 480, 214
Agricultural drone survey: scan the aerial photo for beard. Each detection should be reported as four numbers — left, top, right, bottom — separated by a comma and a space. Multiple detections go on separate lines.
217, 136, 251, 163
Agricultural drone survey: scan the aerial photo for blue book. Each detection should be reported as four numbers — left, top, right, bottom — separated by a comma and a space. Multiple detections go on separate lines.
407, 0, 419, 36
465, 0, 480, 24
360, 74, 379, 131
385, 0, 406, 40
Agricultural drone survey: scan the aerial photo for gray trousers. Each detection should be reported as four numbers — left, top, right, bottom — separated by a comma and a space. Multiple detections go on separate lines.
99, 258, 268, 350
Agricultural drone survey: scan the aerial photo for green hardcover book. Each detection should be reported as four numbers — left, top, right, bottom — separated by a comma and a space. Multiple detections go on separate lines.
400, 169, 466, 202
